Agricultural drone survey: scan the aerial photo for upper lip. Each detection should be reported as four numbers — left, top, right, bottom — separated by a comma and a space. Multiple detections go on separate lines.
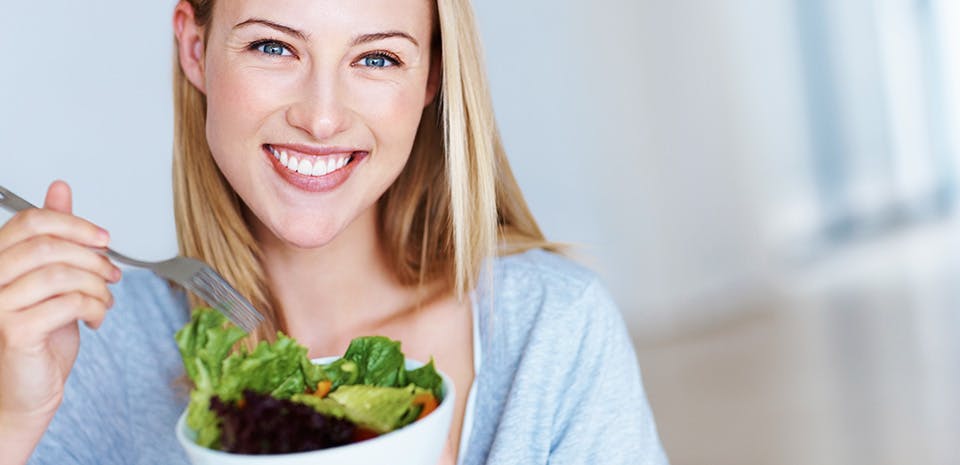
266, 143, 365, 156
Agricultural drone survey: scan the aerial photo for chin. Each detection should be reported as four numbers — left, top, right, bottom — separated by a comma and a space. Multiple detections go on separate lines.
272, 216, 345, 250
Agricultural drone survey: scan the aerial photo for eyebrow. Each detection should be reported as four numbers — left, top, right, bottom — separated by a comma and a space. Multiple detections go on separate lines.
234, 18, 308, 40
234, 18, 418, 48
352, 32, 419, 48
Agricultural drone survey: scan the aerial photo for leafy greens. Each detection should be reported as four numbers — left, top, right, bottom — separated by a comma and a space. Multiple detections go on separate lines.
175, 308, 444, 449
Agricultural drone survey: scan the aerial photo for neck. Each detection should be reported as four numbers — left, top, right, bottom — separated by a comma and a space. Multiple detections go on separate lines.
254, 206, 413, 348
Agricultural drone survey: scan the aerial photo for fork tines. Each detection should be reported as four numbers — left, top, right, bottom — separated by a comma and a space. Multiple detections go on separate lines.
189, 269, 264, 332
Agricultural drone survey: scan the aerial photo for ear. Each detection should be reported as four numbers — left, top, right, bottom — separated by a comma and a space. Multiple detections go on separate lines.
424, 48, 441, 107
173, 1, 207, 94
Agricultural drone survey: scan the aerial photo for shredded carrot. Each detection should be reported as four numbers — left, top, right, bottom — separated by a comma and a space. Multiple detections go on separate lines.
314, 380, 333, 398
237, 398, 246, 409
413, 393, 439, 420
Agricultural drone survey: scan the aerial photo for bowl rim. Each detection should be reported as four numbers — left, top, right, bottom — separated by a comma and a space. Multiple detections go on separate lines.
175, 356, 456, 458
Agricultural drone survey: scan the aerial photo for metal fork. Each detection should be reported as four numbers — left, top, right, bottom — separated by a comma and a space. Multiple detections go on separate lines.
0, 185, 264, 332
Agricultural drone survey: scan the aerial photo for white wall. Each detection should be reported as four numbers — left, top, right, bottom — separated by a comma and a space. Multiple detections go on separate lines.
0, 0, 178, 260
475, 0, 816, 334
1, 0, 845, 338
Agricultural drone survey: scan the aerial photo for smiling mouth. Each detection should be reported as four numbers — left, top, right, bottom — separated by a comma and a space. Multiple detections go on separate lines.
265, 144, 359, 177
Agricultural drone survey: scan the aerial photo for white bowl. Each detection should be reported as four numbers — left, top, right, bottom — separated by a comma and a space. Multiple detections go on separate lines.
176, 357, 455, 465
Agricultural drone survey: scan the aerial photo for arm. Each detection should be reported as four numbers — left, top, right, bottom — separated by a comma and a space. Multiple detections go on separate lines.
547, 281, 669, 465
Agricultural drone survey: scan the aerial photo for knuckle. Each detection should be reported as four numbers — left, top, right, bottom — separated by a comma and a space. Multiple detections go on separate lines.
43, 263, 73, 283
16, 209, 44, 234
65, 292, 87, 309
29, 235, 59, 258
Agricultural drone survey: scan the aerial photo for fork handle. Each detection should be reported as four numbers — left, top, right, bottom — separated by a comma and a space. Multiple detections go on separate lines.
0, 184, 37, 212
0, 185, 153, 268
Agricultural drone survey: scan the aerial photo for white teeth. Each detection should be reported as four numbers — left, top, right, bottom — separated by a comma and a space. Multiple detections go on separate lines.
274, 150, 355, 177
297, 159, 312, 175
312, 159, 328, 176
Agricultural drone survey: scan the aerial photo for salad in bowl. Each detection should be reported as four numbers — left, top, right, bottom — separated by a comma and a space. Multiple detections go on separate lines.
173, 308, 454, 464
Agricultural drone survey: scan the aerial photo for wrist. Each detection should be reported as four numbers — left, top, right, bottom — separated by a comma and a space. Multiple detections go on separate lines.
0, 411, 51, 463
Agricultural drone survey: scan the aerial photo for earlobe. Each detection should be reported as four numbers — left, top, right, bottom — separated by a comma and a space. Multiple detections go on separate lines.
173, 1, 207, 94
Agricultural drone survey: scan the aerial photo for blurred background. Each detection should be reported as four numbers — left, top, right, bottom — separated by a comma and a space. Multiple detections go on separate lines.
2, 0, 959, 463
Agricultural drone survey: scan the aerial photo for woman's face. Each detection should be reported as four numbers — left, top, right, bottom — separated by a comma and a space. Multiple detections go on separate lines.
189, 0, 437, 248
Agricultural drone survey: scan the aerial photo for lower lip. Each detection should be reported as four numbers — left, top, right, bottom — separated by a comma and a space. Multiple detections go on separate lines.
264, 146, 366, 193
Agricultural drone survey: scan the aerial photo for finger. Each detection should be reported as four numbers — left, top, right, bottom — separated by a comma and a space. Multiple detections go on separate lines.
0, 265, 113, 314
43, 180, 73, 215
0, 236, 121, 288
0, 293, 109, 350
0, 208, 110, 253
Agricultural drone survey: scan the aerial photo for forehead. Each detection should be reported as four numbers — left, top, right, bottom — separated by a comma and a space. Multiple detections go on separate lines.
212, 0, 435, 38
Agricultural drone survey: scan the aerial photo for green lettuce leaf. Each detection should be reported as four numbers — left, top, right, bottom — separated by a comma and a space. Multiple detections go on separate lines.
186, 390, 221, 449
217, 334, 308, 401
289, 393, 349, 419
175, 308, 246, 391
175, 308, 246, 444
404, 358, 443, 399
340, 336, 407, 387
327, 384, 429, 433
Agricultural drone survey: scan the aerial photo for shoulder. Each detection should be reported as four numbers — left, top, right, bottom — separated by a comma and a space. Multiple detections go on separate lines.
479, 249, 630, 374
493, 248, 599, 295
468, 250, 666, 464
485, 249, 623, 340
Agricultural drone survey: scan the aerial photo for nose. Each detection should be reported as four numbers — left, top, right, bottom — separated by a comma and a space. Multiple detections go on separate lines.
285, 67, 351, 141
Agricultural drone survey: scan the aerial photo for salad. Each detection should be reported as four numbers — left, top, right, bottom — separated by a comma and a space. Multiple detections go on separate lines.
175, 308, 444, 455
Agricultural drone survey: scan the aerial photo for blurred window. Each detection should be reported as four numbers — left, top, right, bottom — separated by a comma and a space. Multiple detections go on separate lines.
796, 0, 959, 244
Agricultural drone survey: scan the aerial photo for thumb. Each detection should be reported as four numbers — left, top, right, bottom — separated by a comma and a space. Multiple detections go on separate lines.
43, 180, 73, 214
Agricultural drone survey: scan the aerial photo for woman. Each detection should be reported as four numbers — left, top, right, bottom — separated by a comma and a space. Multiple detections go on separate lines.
0, 0, 668, 463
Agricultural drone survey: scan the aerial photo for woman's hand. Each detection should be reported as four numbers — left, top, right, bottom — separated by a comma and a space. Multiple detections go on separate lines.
0, 181, 121, 462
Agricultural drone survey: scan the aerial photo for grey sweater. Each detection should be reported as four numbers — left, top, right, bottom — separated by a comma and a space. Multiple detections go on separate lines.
28, 249, 668, 465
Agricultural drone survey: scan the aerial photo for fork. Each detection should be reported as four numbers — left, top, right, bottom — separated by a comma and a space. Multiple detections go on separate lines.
0, 185, 263, 332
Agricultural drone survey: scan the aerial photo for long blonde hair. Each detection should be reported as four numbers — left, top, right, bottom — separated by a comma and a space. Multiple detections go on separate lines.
172, 0, 554, 343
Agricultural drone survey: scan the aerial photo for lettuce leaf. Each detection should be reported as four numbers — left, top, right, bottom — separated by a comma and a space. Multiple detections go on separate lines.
175, 309, 246, 391
405, 358, 443, 399
312, 336, 443, 399
341, 336, 407, 387
217, 334, 308, 401
327, 384, 431, 433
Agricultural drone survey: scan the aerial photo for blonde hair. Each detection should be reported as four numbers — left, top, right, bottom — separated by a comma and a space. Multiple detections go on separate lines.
172, 0, 555, 344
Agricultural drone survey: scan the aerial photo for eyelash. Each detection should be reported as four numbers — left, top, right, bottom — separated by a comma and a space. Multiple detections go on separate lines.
356, 50, 404, 68
248, 39, 296, 57
246, 39, 404, 69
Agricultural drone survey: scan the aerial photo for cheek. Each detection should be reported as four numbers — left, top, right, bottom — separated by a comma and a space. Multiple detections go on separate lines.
204, 62, 286, 155
352, 80, 426, 150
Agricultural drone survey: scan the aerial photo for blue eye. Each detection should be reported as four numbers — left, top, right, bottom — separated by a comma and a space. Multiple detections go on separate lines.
254, 41, 292, 57
360, 54, 397, 68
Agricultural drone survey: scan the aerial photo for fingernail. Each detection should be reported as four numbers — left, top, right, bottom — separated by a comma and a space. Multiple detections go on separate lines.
112, 267, 122, 282
97, 229, 110, 246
